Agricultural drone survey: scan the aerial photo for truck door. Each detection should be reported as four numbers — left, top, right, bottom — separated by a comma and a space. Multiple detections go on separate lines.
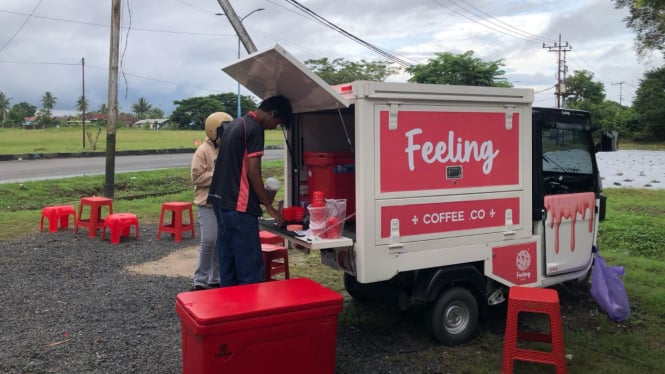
532, 108, 600, 276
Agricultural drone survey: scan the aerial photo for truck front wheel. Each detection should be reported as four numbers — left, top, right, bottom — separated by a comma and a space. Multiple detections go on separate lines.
427, 286, 479, 345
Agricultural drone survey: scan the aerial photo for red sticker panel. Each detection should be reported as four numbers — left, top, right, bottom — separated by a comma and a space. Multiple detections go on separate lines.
492, 242, 537, 285
379, 111, 519, 192
380, 197, 520, 238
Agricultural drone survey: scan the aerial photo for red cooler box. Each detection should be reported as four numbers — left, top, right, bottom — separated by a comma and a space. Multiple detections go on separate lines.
175, 278, 343, 374
304, 152, 355, 220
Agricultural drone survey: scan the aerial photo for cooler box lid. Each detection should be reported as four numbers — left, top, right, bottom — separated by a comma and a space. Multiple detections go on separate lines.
175, 278, 343, 326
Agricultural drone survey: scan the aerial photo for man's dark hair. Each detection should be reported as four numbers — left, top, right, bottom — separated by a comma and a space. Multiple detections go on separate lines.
259, 95, 292, 128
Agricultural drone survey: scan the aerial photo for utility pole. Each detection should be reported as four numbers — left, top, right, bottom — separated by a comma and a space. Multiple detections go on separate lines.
81, 57, 86, 149
216, 0, 259, 54
611, 81, 625, 106
543, 34, 572, 108
104, 0, 121, 198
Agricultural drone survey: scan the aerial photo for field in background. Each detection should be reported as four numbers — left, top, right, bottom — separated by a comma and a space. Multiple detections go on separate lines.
0, 127, 285, 154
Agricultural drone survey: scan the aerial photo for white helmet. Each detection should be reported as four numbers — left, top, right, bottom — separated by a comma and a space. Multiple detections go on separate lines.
204, 112, 233, 140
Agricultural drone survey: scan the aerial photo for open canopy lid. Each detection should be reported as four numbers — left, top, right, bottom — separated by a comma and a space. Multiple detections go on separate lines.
222, 44, 350, 114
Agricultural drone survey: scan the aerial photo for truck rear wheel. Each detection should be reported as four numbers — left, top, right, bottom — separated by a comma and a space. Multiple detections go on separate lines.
343, 272, 365, 301
427, 286, 479, 345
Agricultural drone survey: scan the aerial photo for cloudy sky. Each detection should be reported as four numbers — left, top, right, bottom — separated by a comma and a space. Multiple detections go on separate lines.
0, 0, 662, 116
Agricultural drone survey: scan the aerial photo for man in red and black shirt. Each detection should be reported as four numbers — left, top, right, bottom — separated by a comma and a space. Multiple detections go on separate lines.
207, 95, 291, 286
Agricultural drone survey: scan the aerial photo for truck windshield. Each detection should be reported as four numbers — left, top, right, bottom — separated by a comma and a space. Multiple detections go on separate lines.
542, 128, 593, 175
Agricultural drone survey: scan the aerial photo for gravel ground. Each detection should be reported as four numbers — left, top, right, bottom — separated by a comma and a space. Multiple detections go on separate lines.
0, 224, 466, 374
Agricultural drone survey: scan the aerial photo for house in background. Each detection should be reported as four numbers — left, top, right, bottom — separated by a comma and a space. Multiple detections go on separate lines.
132, 118, 170, 130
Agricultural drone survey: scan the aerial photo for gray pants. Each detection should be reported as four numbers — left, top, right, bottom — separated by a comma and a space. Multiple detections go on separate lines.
192, 206, 219, 287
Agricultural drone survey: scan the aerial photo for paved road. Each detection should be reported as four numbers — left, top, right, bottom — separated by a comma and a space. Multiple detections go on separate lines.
0, 149, 285, 184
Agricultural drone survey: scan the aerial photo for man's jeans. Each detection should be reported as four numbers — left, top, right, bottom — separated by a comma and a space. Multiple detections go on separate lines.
213, 207, 264, 286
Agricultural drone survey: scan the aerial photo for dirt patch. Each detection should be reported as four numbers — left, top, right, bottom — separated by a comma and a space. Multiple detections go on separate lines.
125, 245, 312, 278
126, 245, 198, 277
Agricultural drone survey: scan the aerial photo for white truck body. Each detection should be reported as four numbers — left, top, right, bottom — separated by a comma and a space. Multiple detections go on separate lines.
224, 45, 606, 344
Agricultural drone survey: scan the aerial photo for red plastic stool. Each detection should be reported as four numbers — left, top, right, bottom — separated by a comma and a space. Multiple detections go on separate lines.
40, 205, 76, 233
502, 286, 567, 374
102, 213, 139, 244
74, 197, 113, 238
261, 243, 290, 281
157, 202, 195, 242
259, 230, 285, 246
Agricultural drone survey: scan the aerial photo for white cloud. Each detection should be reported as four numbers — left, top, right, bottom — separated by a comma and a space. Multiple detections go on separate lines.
0, 0, 661, 115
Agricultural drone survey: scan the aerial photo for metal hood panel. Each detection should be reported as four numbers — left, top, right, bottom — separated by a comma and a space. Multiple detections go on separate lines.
222, 44, 350, 113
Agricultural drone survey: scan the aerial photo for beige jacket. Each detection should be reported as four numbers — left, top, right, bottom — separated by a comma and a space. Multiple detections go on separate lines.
191, 138, 218, 206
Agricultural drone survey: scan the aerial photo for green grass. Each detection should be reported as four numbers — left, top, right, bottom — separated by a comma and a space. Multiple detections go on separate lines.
0, 161, 284, 240
0, 127, 285, 154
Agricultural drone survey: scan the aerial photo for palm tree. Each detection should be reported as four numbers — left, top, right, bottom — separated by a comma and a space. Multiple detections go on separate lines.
40, 91, 57, 113
0, 91, 10, 127
97, 103, 108, 113
76, 96, 89, 114
131, 97, 152, 119
40, 91, 57, 128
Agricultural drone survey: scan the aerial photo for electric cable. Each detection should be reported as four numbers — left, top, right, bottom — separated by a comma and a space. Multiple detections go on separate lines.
0, 0, 43, 56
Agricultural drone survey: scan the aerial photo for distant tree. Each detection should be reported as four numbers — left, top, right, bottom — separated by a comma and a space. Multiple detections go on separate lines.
146, 107, 164, 119
633, 66, 665, 140
76, 96, 89, 114
6, 102, 37, 127
131, 97, 152, 119
571, 99, 639, 138
563, 70, 605, 105
170, 93, 256, 129
305, 57, 399, 85
39, 91, 57, 127
406, 51, 511, 87
97, 103, 108, 113
613, 0, 665, 57
0, 91, 10, 127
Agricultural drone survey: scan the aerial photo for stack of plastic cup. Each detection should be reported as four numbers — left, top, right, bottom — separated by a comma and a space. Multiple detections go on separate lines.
312, 191, 325, 207
324, 198, 346, 239
307, 204, 328, 238
265, 177, 280, 205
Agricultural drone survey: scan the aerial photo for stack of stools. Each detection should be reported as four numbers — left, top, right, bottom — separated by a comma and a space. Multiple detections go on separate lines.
259, 230, 289, 281
157, 202, 195, 242
102, 213, 139, 244
259, 230, 285, 246
40, 204, 76, 233
74, 196, 113, 238
502, 286, 567, 373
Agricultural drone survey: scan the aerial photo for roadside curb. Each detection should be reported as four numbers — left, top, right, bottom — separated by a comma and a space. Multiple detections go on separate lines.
0, 145, 284, 162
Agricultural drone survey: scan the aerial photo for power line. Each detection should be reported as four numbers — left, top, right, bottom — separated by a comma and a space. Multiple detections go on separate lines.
454, 0, 557, 43
0, 0, 43, 55
0, 9, 235, 37
284, 0, 415, 68
431, 0, 552, 45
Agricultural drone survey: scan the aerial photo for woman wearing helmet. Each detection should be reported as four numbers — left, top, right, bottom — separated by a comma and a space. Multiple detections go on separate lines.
190, 111, 233, 290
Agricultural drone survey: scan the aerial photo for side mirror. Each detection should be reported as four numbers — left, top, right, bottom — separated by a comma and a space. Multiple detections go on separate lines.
598, 131, 618, 152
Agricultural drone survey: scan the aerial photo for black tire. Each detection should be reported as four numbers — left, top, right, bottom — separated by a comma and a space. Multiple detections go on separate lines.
343, 272, 365, 301
427, 286, 479, 345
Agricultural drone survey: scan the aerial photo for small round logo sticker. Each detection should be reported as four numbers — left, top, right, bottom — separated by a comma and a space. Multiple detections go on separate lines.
516, 249, 531, 271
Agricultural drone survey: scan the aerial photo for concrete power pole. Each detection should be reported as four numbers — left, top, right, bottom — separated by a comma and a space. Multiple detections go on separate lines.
104, 0, 121, 198
216, 0, 258, 54
611, 81, 626, 106
81, 57, 86, 149
543, 34, 572, 108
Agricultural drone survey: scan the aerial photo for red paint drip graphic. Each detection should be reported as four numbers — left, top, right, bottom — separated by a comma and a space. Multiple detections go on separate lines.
544, 192, 595, 253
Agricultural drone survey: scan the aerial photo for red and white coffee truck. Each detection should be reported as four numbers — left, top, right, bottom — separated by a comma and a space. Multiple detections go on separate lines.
225, 45, 615, 345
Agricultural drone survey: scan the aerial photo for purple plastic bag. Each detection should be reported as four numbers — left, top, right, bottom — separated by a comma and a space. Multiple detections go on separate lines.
590, 253, 631, 322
